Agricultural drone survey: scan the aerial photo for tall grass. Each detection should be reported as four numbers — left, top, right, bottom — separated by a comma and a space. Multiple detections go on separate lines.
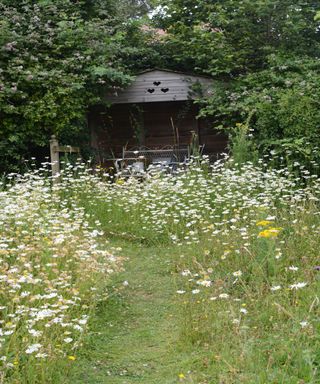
0, 169, 121, 383
1, 156, 319, 382
60, 157, 320, 382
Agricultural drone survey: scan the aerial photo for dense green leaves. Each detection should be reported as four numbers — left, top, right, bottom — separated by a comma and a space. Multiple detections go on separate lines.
0, 1, 135, 172
156, 0, 320, 75
153, 0, 320, 168
1, 0, 320, 172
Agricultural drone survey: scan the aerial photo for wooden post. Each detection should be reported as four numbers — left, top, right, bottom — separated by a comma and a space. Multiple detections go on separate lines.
50, 135, 60, 182
49, 135, 81, 184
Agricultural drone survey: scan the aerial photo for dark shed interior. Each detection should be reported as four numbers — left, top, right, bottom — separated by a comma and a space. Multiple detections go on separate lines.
89, 70, 228, 164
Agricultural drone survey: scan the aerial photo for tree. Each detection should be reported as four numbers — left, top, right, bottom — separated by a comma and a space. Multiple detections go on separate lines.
155, 0, 320, 76
152, 0, 320, 168
0, 0, 133, 173
1, 0, 319, 172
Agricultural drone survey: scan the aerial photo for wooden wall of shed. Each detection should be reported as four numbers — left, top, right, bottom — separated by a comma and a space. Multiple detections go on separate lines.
144, 101, 197, 148
104, 69, 213, 104
89, 101, 228, 162
198, 118, 228, 158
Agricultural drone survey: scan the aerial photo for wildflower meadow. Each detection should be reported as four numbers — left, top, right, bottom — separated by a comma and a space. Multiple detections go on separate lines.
1, 156, 319, 383
0, 167, 121, 383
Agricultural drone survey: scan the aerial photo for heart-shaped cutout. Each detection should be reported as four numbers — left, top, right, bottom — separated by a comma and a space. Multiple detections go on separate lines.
161, 88, 169, 93
153, 81, 161, 86
147, 88, 155, 93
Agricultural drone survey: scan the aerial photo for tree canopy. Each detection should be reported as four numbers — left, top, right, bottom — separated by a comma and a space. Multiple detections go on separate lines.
0, 0, 153, 172
153, 0, 320, 167
1, 0, 320, 172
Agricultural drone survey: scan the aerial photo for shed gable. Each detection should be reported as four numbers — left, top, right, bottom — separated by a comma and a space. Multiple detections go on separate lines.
104, 69, 212, 104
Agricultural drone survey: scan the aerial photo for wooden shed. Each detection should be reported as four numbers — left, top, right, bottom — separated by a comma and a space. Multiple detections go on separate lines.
89, 69, 227, 164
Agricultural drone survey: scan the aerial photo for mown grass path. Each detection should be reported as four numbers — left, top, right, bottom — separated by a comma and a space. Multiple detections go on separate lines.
69, 240, 191, 384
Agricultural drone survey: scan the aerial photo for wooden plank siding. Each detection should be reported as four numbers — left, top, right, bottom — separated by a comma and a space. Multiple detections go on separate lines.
104, 69, 213, 104
89, 100, 228, 162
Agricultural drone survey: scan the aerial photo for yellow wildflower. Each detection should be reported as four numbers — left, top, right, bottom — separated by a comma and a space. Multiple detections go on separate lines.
258, 227, 283, 238
256, 220, 272, 226
68, 356, 76, 361
178, 373, 185, 379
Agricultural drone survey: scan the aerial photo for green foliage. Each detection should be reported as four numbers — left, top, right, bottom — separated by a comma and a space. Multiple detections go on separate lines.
224, 56, 320, 169
229, 122, 258, 166
156, 0, 320, 76
154, 0, 320, 169
0, 1, 134, 173
1, 0, 320, 172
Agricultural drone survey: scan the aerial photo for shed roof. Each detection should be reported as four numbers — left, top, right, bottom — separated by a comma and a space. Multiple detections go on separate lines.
104, 69, 213, 104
